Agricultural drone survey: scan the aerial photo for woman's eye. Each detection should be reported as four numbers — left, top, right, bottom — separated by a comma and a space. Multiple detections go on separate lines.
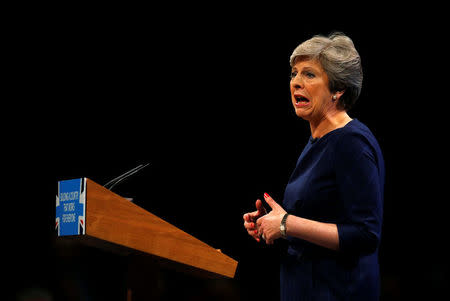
305, 72, 315, 78
290, 71, 298, 79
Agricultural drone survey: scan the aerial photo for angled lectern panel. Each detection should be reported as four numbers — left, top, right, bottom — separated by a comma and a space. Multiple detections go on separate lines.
56, 178, 237, 279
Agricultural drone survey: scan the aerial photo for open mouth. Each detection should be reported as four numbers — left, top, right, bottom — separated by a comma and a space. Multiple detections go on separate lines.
295, 95, 310, 105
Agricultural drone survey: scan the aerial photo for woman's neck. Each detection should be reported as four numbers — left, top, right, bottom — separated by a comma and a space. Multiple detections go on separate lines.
309, 110, 352, 139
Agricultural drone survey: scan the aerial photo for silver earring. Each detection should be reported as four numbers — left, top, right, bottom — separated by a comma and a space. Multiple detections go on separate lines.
332, 95, 337, 101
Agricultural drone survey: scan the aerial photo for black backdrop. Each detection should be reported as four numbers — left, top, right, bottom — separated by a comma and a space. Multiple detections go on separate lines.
6, 4, 447, 300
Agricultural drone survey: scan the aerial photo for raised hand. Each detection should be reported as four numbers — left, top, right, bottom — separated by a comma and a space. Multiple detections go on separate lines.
243, 198, 267, 242
256, 193, 287, 245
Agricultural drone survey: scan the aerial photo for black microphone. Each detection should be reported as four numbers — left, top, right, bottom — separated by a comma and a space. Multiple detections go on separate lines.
104, 163, 150, 191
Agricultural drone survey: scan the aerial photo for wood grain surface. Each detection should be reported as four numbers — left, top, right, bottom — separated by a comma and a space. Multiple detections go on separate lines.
84, 178, 237, 278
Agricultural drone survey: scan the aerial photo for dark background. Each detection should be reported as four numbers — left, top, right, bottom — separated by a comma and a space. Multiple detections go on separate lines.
6, 4, 447, 300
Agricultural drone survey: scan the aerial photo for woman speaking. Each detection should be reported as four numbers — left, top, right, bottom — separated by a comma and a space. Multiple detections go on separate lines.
243, 32, 385, 300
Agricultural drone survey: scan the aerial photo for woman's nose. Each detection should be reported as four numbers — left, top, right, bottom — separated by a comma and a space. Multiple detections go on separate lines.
293, 82, 302, 89
291, 75, 303, 89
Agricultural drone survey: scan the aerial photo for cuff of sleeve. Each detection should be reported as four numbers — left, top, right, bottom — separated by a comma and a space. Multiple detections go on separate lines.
337, 223, 356, 253
337, 223, 379, 254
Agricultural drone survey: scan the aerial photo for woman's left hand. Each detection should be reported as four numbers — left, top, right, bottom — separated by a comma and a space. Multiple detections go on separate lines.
256, 193, 287, 245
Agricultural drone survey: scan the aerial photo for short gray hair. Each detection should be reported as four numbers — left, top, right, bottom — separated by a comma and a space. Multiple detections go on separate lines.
290, 32, 363, 110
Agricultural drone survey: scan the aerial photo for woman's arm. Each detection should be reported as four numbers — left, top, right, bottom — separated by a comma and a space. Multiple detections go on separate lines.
256, 193, 339, 250
285, 214, 339, 251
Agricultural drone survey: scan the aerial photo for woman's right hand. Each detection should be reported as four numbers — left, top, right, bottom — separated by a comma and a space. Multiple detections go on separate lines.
243, 198, 267, 242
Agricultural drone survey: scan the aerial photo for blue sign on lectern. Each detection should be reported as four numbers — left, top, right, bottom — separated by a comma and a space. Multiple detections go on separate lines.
56, 178, 86, 236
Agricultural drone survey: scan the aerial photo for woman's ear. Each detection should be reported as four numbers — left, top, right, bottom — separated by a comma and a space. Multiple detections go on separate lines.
332, 90, 346, 101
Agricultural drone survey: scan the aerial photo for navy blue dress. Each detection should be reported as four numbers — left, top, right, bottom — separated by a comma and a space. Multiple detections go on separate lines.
281, 119, 385, 301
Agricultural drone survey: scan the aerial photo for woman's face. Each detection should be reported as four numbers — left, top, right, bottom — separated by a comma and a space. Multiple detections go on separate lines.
290, 59, 334, 121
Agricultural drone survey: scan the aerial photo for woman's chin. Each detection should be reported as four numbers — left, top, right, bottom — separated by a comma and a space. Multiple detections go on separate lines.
294, 108, 310, 120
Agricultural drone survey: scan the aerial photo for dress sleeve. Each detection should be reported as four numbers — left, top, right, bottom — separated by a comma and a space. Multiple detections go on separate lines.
335, 132, 384, 255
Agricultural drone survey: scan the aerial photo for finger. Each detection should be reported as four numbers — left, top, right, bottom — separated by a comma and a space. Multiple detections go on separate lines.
263, 193, 281, 210
244, 212, 261, 243
245, 227, 260, 242
248, 211, 262, 223
255, 199, 267, 215
246, 226, 259, 240
261, 233, 273, 245
243, 221, 257, 231
244, 220, 259, 237
256, 216, 263, 229
244, 211, 256, 222
248, 228, 259, 237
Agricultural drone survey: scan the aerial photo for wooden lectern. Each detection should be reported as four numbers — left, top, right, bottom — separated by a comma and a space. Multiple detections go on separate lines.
57, 178, 238, 300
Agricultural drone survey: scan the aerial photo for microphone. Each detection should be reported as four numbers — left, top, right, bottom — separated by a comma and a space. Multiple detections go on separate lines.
104, 163, 150, 191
